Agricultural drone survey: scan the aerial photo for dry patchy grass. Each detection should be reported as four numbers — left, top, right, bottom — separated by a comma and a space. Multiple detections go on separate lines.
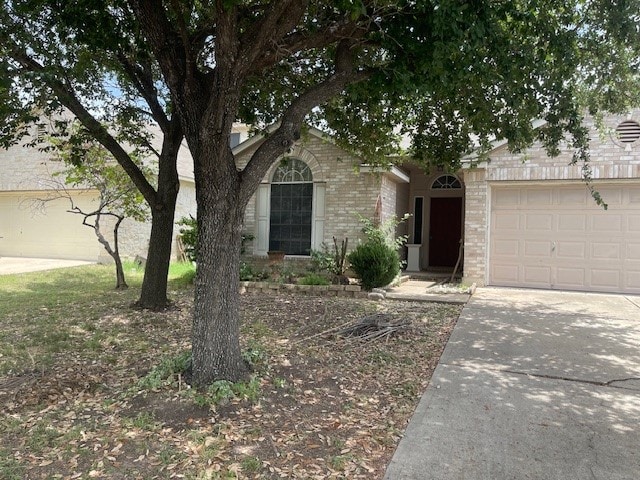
0, 264, 461, 479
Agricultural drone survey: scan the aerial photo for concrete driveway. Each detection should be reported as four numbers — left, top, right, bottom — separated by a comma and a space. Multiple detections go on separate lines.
385, 287, 640, 480
0, 257, 93, 275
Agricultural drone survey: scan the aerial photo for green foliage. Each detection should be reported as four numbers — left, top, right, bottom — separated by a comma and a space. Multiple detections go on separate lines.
348, 213, 409, 290
52, 124, 151, 223
124, 411, 158, 431
240, 456, 262, 473
359, 213, 410, 250
137, 350, 192, 390
242, 344, 268, 371
298, 273, 330, 286
193, 376, 261, 407
178, 216, 254, 263
348, 239, 400, 291
310, 237, 349, 278
0, 449, 24, 480
168, 262, 197, 286
177, 216, 198, 263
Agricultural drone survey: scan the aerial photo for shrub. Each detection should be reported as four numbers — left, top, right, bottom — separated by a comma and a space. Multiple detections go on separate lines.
348, 239, 400, 290
177, 216, 198, 262
177, 215, 254, 263
310, 237, 349, 277
240, 261, 254, 281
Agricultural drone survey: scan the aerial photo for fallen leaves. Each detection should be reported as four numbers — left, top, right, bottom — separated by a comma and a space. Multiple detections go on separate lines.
0, 289, 461, 479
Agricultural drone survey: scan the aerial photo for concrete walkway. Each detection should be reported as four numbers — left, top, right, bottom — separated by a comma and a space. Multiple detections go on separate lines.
385, 279, 471, 304
384, 287, 640, 480
0, 257, 93, 275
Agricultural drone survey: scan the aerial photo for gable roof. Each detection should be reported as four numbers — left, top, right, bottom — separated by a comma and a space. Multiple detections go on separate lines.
231, 124, 331, 157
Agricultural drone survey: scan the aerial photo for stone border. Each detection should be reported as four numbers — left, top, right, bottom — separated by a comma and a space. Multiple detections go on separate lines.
239, 281, 368, 298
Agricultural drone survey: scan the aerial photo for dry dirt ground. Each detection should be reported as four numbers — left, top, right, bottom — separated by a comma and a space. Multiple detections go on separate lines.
0, 289, 461, 479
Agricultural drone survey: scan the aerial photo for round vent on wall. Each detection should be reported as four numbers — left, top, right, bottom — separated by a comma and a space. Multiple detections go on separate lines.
615, 120, 640, 144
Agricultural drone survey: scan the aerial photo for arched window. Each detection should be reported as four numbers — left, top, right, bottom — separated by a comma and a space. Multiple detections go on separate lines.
431, 174, 462, 189
269, 159, 313, 255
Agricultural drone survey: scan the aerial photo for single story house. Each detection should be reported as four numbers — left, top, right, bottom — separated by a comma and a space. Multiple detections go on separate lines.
236, 113, 640, 295
1, 112, 638, 295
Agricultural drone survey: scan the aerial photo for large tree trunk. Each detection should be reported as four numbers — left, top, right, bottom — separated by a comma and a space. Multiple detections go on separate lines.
137, 126, 182, 309
190, 175, 248, 386
137, 206, 176, 307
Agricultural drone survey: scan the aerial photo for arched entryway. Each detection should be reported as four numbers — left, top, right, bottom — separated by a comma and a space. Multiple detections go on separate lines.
428, 175, 463, 267
407, 172, 464, 270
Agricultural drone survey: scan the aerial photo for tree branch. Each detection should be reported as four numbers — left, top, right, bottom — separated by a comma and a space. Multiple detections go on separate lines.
116, 53, 171, 132
250, 21, 367, 74
236, 0, 308, 76
240, 40, 370, 203
9, 48, 159, 206
127, 0, 193, 106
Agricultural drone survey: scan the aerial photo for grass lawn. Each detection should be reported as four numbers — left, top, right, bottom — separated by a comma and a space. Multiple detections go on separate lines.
0, 263, 461, 479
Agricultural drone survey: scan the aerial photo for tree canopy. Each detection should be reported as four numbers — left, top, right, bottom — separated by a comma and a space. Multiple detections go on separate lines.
2, 0, 639, 386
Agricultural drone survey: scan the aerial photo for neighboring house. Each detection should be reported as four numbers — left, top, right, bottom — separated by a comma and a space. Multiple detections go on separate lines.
0, 123, 250, 262
3, 112, 639, 295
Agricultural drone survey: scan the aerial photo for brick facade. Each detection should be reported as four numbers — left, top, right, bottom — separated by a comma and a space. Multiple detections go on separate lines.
236, 133, 407, 255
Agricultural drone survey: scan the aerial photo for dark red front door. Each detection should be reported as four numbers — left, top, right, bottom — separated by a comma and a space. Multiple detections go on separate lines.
428, 197, 462, 267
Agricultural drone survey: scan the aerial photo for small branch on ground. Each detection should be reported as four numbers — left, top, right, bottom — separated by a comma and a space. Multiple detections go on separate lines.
336, 313, 411, 343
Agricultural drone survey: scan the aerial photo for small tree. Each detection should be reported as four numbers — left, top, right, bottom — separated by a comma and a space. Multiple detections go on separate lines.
42, 130, 150, 289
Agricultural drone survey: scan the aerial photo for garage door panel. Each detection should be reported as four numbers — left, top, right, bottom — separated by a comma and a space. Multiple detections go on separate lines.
525, 213, 553, 230
0, 193, 99, 261
494, 189, 520, 207
558, 214, 586, 231
598, 187, 623, 205
590, 269, 621, 289
591, 242, 621, 259
492, 265, 520, 283
494, 213, 520, 230
592, 214, 623, 232
556, 241, 586, 258
525, 189, 552, 205
489, 184, 638, 294
628, 244, 640, 260
494, 239, 519, 256
627, 272, 640, 290
558, 188, 587, 205
556, 267, 585, 287
523, 266, 551, 284
629, 188, 640, 203
524, 240, 551, 257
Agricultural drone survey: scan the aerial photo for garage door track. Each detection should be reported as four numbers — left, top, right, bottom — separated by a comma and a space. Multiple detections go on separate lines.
385, 287, 640, 480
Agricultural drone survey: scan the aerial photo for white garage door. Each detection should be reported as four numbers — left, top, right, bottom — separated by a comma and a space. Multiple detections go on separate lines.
489, 183, 640, 294
0, 192, 100, 261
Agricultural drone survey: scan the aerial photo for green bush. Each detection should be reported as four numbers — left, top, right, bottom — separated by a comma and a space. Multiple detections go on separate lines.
177, 215, 254, 263
310, 237, 349, 278
240, 261, 254, 281
177, 216, 198, 262
348, 239, 400, 290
